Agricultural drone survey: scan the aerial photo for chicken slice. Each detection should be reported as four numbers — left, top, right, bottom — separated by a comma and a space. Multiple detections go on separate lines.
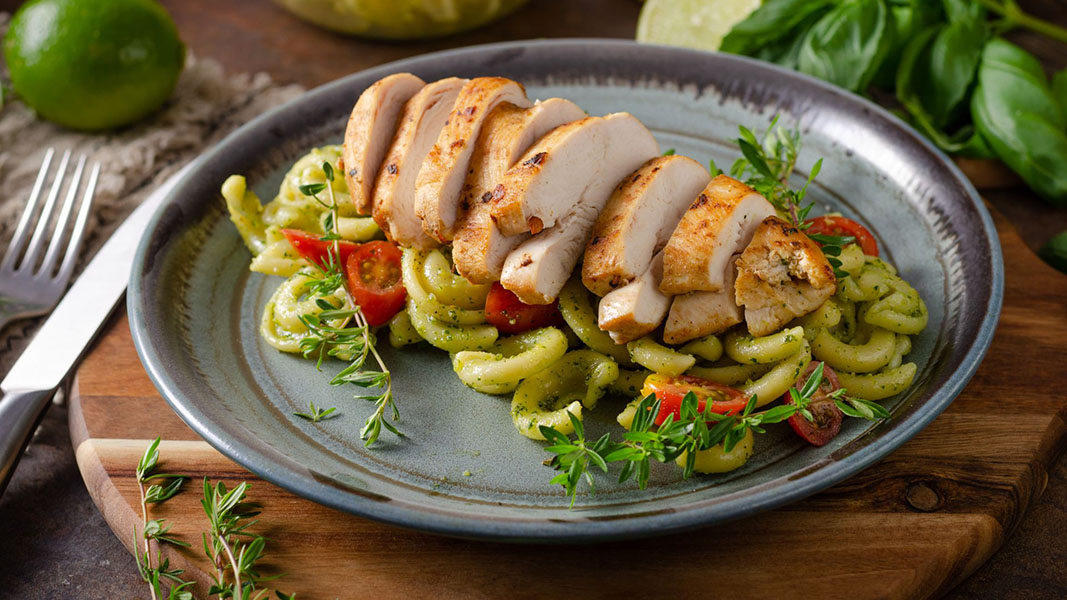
660, 175, 775, 294
734, 216, 837, 337
415, 77, 532, 243
582, 155, 710, 297
342, 73, 426, 215
499, 115, 660, 304
598, 252, 672, 344
663, 259, 744, 345
490, 113, 660, 237
371, 77, 465, 250
452, 98, 586, 284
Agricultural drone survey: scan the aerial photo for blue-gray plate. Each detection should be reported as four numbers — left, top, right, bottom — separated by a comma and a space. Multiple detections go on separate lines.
128, 40, 1003, 542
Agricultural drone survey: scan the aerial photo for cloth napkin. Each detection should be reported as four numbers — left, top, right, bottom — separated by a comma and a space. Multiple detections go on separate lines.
0, 13, 304, 377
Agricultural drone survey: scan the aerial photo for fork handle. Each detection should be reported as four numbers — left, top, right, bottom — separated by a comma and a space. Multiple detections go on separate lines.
0, 387, 56, 497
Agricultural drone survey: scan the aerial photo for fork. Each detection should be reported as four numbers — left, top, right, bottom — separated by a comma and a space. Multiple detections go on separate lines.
0, 149, 99, 331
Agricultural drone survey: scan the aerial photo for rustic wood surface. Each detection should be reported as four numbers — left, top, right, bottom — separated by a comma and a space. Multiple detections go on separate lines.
69, 202, 1067, 600
1, 0, 1066, 597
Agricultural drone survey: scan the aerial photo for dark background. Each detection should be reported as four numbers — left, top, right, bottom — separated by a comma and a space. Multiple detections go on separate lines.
0, 0, 1065, 597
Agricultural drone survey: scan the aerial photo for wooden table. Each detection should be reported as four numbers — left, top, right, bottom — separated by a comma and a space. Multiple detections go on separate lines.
2, 0, 1066, 597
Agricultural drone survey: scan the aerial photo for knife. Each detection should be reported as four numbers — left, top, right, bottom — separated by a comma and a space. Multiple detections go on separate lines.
0, 161, 195, 495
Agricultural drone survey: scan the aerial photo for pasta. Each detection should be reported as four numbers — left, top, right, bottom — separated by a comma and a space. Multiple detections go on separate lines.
811, 327, 896, 373
260, 270, 352, 353
627, 337, 695, 376
452, 327, 568, 394
558, 277, 635, 367
388, 309, 422, 348
835, 363, 918, 400
511, 350, 619, 440
724, 326, 805, 365
679, 335, 724, 362
675, 430, 755, 474
739, 339, 812, 407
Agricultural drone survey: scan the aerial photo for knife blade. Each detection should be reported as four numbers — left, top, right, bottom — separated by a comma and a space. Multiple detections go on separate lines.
0, 160, 195, 494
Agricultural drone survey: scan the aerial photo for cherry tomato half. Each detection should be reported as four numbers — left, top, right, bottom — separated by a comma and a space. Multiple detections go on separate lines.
641, 373, 749, 426
484, 282, 563, 334
786, 362, 844, 446
804, 215, 879, 257
344, 241, 406, 327
281, 228, 359, 270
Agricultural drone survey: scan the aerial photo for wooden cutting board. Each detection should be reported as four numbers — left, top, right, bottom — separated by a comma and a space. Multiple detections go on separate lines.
69, 208, 1067, 600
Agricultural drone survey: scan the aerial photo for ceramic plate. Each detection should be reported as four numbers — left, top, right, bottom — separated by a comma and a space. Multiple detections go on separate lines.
129, 40, 1003, 542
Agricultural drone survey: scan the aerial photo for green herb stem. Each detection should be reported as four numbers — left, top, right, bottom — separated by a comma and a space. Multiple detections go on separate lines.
976, 0, 1067, 44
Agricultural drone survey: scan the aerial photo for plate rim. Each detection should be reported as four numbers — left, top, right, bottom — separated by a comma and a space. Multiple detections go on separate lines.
128, 38, 1004, 542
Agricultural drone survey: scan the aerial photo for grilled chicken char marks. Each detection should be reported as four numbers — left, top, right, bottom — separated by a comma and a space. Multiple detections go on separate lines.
342, 72, 426, 215
734, 216, 836, 337
496, 113, 660, 304
660, 175, 776, 295
371, 77, 466, 250
415, 77, 532, 243
582, 154, 710, 297
451, 98, 586, 284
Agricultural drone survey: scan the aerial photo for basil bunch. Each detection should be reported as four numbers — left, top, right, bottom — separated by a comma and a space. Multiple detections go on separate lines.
721, 0, 1067, 206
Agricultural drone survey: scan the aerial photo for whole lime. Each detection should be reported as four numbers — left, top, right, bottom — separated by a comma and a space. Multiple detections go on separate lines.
3, 0, 185, 131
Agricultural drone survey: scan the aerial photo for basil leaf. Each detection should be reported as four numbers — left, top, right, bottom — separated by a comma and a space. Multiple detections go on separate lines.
1053, 69, 1067, 118
797, 0, 895, 93
896, 19, 993, 158
720, 0, 836, 57
872, 0, 943, 89
1038, 231, 1067, 274
972, 38, 1067, 204
750, 8, 832, 69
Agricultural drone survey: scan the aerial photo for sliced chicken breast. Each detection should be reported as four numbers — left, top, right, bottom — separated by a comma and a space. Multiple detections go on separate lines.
663, 260, 744, 345
735, 216, 837, 336
490, 113, 660, 237
660, 175, 776, 294
582, 155, 710, 297
415, 77, 532, 243
371, 77, 465, 250
598, 252, 672, 344
499, 115, 660, 304
342, 73, 426, 215
452, 98, 586, 283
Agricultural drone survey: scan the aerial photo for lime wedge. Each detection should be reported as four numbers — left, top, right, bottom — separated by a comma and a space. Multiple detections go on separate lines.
636, 0, 762, 52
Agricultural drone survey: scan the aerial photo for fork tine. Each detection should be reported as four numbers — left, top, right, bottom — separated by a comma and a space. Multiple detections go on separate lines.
39, 155, 87, 278
56, 162, 99, 284
0, 148, 55, 272
19, 150, 71, 271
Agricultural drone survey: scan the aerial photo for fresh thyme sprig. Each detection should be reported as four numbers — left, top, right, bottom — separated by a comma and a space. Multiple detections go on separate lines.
135, 438, 193, 600
292, 400, 338, 423
202, 479, 286, 600
727, 117, 857, 277
295, 163, 401, 447
541, 362, 887, 504
132, 440, 295, 599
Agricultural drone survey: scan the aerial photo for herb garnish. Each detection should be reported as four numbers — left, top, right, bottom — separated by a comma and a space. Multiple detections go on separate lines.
292, 400, 338, 423
134, 439, 295, 599
541, 362, 886, 505
295, 163, 400, 447
135, 438, 193, 600
726, 117, 855, 277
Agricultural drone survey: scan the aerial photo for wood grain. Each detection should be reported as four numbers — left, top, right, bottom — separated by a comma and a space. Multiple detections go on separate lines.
68, 207, 1067, 600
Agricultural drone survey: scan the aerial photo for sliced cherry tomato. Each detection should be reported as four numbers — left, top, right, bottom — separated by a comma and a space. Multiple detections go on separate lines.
786, 362, 844, 446
641, 373, 749, 426
804, 215, 879, 257
344, 241, 406, 327
484, 282, 563, 334
281, 229, 359, 270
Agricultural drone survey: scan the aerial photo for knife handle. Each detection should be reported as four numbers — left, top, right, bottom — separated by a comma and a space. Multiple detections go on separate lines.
0, 388, 56, 497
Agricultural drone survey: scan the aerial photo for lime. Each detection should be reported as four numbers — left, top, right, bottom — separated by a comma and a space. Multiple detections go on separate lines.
3, 0, 185, 131
637, 0, 762, 52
